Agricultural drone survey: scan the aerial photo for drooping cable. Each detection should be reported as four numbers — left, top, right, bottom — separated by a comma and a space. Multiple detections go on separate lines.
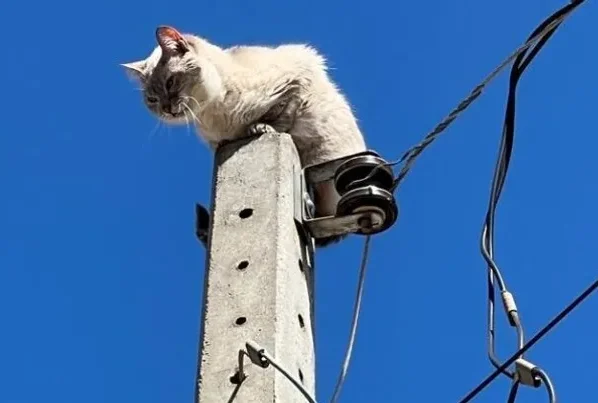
480, 1, 585, 390
534, 368, 557, 403
330, 235, 372, 403
458, 277, 598, 402
233, 344, 318, 403
261, 350, 318, 403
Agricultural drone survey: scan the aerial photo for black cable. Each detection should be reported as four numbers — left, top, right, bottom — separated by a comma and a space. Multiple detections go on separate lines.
388, 0, 586, 190
340, 2, 587, 401
458, 277, 598, 403
507, 379, 520, 403
481, 1, 583, 383
345, 1, 586, 194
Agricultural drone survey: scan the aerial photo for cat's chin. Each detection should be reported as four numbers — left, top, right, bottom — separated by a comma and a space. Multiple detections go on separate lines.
159, 113, 188, 125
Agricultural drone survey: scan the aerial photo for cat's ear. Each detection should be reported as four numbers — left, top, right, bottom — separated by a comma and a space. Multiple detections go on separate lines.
120, 60, 146, 82
156, 26, 190, 56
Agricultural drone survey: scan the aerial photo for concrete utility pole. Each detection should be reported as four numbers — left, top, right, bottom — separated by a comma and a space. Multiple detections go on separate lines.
196, 131, 316, 403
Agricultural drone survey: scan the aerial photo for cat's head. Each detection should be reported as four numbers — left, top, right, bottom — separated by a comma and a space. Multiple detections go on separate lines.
121, 26, 222, 124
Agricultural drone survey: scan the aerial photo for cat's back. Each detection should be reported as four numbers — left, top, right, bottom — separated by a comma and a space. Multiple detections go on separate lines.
226, 43, 326, 72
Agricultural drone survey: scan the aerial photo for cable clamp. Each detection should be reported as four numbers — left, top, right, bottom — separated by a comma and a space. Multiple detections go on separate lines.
245, 341, 270, 368
501, 291, 519, 326
515, 358, 542, 387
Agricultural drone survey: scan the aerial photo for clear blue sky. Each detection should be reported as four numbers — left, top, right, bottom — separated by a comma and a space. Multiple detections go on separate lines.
1, 0, 597, 402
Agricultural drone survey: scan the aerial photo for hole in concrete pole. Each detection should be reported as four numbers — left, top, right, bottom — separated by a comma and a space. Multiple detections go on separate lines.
239, 208, 253, 219
235, 317, 247, 326
237, 260, 249, 271
298, 369, 304, 384
298, 314, 305, 328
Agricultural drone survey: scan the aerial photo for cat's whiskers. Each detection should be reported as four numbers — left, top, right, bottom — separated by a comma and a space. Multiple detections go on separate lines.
166, 124, 172, 141
182, 102, 203, 127
140, 120, 163, 152
181, 95, 202, 112
183, 110, 192, 138
148, 120, 162, 140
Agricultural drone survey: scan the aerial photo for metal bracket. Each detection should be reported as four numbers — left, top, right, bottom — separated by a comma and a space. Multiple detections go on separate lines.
296, 150, 399, 240
245, 341, 270, 368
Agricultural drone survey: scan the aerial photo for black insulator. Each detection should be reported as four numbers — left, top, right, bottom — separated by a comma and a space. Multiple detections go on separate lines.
334, 154, 395, 195
336, 186, 398, 235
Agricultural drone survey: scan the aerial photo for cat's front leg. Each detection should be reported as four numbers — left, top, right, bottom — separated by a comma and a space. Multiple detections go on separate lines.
247, 94, 303, 136
215, 124, 276, 149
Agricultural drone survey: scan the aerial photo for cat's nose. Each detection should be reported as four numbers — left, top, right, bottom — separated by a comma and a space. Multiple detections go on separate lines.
162, 103, 173, 114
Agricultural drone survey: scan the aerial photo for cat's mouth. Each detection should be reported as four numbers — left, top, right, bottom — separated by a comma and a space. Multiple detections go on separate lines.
160, 103, 188, 122
169, 111, 185, 119
161, 111, 187, 123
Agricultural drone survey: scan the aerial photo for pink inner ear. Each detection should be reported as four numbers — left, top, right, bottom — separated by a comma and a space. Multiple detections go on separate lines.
160, 27, 183, 41
156, 26, 189, 54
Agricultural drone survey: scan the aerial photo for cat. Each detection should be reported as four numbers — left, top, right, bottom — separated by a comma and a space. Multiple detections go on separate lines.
122, 26, 367, 247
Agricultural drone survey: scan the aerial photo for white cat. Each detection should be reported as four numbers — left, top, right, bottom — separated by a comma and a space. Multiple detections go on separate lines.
122, 26, 367, 246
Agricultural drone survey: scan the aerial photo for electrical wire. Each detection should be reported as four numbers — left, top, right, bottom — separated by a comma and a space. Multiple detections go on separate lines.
330, 3, 586, 402
504, 365, 556, 403
534, 367, 557, 403
229, 236, 373, 403
458, 277, 598, 403
392, 0, 585, 189
507, 379, 520, 403
481, 0, 583, 384
232, 345, 318, 403
335, 3, 587, 402
330, 235, 372, 403
260, 350, 318, 403
201, 3, 591, 403
344, 0, 587, 195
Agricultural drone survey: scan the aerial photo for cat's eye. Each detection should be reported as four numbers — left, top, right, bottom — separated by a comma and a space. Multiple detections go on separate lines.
146, 95, 159, 104
166, 76, 175, 90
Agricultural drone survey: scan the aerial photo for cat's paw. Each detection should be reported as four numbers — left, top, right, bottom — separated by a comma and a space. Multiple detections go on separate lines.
247, 123, 276, 137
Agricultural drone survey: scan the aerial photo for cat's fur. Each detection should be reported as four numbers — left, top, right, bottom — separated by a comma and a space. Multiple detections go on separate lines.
122, 26, 367, 247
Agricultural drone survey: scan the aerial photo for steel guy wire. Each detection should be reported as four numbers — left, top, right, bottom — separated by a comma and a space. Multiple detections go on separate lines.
458, 277, 598, 403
